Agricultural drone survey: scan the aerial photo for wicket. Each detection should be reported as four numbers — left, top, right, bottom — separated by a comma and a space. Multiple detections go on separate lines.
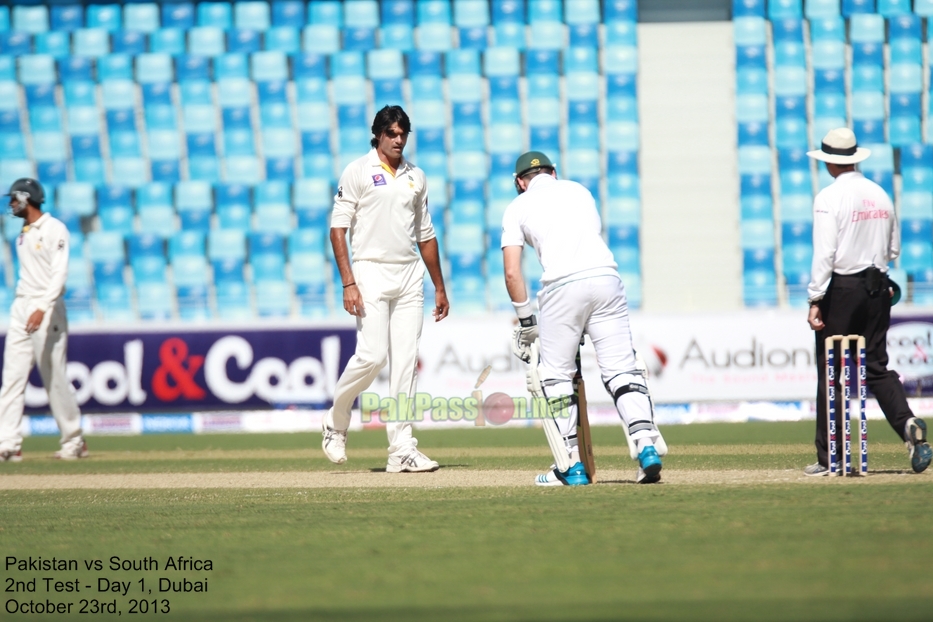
824, 335, 868, 476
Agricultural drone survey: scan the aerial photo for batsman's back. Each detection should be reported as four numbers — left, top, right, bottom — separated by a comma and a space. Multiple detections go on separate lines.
502, 177, 618, 285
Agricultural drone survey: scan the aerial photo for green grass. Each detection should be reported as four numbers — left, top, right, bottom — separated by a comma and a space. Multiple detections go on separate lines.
2, 422, 931, 621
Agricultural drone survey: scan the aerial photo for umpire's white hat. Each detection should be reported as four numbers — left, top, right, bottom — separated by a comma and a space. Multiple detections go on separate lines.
806, 128, 871, 165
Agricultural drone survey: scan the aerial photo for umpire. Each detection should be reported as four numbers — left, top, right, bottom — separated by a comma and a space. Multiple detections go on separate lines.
805, 128, 931, 476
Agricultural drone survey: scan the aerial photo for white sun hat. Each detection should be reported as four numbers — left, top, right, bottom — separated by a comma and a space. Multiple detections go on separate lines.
806, 128, 871, 164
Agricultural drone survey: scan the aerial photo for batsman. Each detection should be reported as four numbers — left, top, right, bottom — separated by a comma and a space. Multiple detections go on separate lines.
501, 152, 668, 486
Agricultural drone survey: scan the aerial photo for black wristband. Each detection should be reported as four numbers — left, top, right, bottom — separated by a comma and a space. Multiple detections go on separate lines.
519, 315, 537, 327
343, 282, 356, 288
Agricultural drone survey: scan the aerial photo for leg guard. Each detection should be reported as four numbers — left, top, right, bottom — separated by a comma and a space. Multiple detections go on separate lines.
605, 371, 668, 460
527, 342, 577, 472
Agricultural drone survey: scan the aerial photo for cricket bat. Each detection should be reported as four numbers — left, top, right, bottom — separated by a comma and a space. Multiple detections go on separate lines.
574, 345, 596, 483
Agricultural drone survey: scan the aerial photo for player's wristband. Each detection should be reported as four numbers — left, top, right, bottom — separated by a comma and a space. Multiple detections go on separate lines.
512, 299, 534, 321
519, 315, 537, 328
343, 282, 356, 289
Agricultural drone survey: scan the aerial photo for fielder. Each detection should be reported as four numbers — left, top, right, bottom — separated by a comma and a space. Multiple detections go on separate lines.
0, 178, 86, 462
322, 105, 450, 473
501, 152, 667, 486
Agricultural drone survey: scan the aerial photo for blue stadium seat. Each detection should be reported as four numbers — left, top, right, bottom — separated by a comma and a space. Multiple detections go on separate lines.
136, 53, 173, 83
492, 0, 525, 23
150, 27, 185, 55
60, 58, 92, 84
382, 0, 414, 24
528, 0, 562, 23
307, 0, 341, 25
135, 282, 173, 320
216, 183, 251, 230
736, 66, 768, 95
124, 3, 161, 33
890, 13, 921, 39
806, 0, 840, 18
265, 26, 299, 52
86, 4, 121, 31
13, 6, 50, 34
381, 24, 415, 50
733, 17, 766, 46
71, 28, 110, 58
737, 44, 767, 70
252, 51, 288, 81
235, 1, 271, 30
198, 2, 232, 28
33, 32, 69, 58
901, 193, 933, 220
889, 64, 922, 94
162, 2, 195, 29
302, 24, 340, 54
51, 5, 83, 32
228, 29, 261, 54
494, 22, 525, 49
733, 0, 766, 17
0, 33, 31, 57
273, 1, 305, 26
254, 280, 291, 317
879, 0, 911, 15
849, 14, 884, 44
19, 55, 56, 85
809, 17, 844, 41
344, 26, 376, 52
417, 23, 452, 51
112, 31, 147, 56
843, 0, 875, 15
189, 26, 226, 56
214, 53, 247, 79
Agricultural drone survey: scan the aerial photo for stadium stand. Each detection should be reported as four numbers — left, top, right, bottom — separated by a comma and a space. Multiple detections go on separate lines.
0, 0, 642, 321
734, 0, 933, 306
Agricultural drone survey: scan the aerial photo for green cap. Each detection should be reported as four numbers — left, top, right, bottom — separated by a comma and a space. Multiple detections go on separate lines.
514, 151, 554, 178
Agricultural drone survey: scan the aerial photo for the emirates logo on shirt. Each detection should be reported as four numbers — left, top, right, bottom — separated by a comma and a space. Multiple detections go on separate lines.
372, 174, 387, 186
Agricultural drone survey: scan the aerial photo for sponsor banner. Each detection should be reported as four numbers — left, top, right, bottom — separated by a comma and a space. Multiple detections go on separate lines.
1, 325, 356, 414
887, 316, 933, 396
410, 311, 818, 405
410, 311, 933, 404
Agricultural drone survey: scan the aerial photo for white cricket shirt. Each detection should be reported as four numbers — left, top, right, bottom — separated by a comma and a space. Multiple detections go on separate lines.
14, 212, 70, 312
807, 171, 899, 302
501, 175, 618, 290
331, 149, 435, 263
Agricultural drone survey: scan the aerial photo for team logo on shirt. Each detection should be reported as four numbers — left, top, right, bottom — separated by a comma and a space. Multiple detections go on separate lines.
372, 174, 387, 186
337, 186, 343, 198
58, 240, 65, 250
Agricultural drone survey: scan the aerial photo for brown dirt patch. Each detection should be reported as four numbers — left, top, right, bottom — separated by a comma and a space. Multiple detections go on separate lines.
0, 468, 925, 490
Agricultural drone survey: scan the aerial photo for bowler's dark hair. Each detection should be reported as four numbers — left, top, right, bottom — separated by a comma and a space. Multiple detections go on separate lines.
370, 105, 411, 148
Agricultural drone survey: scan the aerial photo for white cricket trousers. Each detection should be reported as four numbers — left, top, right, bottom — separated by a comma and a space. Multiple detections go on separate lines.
325, 260, 424, 456
0, 296, 83, 453
538, 275, 638, 436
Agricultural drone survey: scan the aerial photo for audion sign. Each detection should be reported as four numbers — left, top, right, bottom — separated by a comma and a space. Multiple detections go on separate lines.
24, 334, 343, 409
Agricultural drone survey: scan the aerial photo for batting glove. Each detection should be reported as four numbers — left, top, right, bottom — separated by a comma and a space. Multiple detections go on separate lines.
511, 316, 538, 363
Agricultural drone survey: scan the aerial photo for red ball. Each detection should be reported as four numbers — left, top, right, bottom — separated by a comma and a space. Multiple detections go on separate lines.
482, 392, 516, 426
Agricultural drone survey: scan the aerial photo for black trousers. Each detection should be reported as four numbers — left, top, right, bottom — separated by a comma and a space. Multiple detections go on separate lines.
814, 273, 913, 466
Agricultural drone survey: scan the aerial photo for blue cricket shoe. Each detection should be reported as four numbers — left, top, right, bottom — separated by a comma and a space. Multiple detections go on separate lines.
636, 446, 662, 484
535, 461, 591, 486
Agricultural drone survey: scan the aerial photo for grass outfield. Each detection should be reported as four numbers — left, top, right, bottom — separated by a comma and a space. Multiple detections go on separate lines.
2, 421, 931, 621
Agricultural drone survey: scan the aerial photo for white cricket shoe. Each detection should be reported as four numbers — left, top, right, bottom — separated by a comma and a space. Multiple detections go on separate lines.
0, 448, 23, 462
322, 426, 347, 464
55, 440, 89, 460
386, 449, 439, 473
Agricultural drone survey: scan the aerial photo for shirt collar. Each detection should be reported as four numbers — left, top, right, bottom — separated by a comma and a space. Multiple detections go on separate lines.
835, 170, 863, 182
25, 212, 50, 231
368, 149, 409, 176
527, 174, 556, 191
